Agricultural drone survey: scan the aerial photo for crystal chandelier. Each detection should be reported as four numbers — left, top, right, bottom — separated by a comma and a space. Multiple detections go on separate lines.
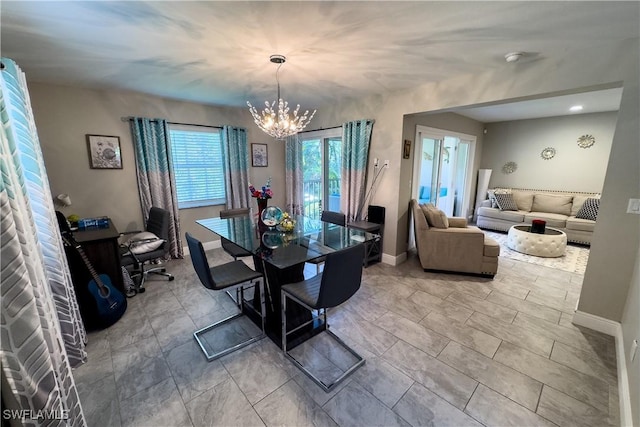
247, 55, 316, 140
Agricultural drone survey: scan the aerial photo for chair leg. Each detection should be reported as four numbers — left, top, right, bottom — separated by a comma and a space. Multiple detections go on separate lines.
193, 278, 266, 362
281, 292, 365, 393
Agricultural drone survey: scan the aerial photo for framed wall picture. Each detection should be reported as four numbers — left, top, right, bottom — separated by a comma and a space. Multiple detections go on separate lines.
251, 143, 268, 167
403, 139, 412, 159
86, 134, 122, 169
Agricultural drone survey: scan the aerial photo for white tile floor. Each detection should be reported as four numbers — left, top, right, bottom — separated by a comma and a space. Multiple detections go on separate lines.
73, 248, 618, 427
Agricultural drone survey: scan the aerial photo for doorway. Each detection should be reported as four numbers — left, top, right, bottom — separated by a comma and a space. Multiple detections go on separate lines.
412, 126, 475, 218
300, 129, 342, 221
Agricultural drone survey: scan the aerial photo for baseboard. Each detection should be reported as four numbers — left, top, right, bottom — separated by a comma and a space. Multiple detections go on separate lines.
573, 310, 633, 426
182, 239, 220, 256
382, 251, 406, 266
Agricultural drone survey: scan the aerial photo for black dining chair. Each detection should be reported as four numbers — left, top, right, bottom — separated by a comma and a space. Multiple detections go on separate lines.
186, 232, 266, 361
219, 208, 253, 260
308, 210, 346, 273
281, 243, 366, 392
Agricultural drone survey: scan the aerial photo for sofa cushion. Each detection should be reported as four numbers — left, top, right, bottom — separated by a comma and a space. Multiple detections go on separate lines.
420, 203, 433, 221
427, 208, 449, 229
575, 197, 600, 221
477, 207, 525, 222
566, 216, 596, 232
524, 212, 568, 228
512, 191, 535, 212
532, 194, 573, 216
420, 203, 448, 228
571, 194, 600, 216
495, 192, 519, 211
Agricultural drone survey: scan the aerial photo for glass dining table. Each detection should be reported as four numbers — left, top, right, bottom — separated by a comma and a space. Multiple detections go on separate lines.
196, 213, 379, 349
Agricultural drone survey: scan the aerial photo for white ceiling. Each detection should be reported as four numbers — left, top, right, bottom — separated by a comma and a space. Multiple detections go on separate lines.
1, 1, 638, 119
454, 87, 624, 123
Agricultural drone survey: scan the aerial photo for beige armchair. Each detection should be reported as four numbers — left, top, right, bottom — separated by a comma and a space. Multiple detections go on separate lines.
410, 199, 499, 277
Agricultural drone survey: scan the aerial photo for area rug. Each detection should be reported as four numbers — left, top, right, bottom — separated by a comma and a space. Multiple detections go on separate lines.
484, 230, 590, 275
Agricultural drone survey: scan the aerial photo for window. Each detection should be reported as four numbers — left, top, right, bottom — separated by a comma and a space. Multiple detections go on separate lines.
168, 124, 225, 208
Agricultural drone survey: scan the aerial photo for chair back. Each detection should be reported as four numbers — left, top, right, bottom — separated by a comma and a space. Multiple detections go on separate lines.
316, 244, 364, 308
220, 207, 250, 218
185, 232, 216, 290
147, 207, 170, 246
321, 210, 346, 226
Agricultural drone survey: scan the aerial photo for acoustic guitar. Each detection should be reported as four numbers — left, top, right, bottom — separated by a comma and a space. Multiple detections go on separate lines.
57, 212, 127, 328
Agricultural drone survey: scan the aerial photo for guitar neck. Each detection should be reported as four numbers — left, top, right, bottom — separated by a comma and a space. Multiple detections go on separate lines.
71, 241, 108, 292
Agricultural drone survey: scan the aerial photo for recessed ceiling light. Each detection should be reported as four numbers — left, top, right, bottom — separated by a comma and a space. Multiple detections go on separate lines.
570, 105, 583, 112
504, 52, 524, 63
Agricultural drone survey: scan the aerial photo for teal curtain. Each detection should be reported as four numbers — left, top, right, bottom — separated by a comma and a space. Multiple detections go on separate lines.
1, 57, 86, 426
285, 134, 304, 215
221, 126, 250, 209
341, 119, 375, 221
130, 118, 182, 258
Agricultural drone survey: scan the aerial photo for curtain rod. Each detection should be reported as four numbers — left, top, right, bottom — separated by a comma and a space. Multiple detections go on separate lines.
120, 117, 222, 129
298, 120, 373, 134
297, 125, 342, 134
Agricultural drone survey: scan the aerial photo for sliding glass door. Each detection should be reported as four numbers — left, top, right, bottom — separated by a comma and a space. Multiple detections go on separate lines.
413, 126, 475, 218
300, 129, 342, 220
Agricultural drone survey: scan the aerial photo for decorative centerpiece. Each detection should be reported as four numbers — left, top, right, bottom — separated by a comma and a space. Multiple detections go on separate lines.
260, 206, 283, 228
277, 212, 296, 232
249, 178, 273, 218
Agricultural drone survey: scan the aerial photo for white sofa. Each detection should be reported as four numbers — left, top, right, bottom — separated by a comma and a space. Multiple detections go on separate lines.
476, 188, 599, 245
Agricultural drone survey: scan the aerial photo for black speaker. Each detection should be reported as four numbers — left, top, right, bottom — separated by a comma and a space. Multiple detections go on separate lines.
367, 205, 385, 224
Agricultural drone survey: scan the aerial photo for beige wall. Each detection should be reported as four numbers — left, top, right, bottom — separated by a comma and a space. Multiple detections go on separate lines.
482, 112, 617, 192
29, 82, 286, 246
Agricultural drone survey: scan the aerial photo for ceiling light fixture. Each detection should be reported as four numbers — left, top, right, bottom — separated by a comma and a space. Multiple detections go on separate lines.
504, 52, 524, 63
569, 105, 583, 112
247, 55, 316, 140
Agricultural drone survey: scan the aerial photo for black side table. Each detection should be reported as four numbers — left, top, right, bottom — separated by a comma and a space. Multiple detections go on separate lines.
347, 220, 382, 266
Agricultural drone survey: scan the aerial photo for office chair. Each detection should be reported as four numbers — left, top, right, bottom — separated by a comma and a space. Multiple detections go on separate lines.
186, 233, 266, 361
120, 206, 175, 292
219, 208, 253, 260
307, 210, 346, 273
281, 243, 365, 392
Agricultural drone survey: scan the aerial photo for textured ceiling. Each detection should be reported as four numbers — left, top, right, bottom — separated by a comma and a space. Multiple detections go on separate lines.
1, 1, 638, 111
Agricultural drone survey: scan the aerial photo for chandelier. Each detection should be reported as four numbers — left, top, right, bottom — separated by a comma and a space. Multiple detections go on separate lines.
247, 55, 316, 140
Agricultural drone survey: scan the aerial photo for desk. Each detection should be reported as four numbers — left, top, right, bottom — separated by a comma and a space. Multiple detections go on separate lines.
65, 220, 124, 330
197, 215, 377, 348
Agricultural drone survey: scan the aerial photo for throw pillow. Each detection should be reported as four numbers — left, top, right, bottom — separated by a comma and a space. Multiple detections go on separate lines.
494, 192, 518, 211
488, 188, 511, 208
575, 197, 600, 221
426, 208, 449, 229
571, 194, 601, 216
420, 203, 435, 223
127, 231, 165, 254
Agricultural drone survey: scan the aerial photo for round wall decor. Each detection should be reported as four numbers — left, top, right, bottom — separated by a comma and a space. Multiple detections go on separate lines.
577, 134, 595, 148
541, 147, 556, 160
502, 161, 518, 174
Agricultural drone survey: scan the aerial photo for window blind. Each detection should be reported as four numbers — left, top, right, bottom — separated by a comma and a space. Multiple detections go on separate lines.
169, 126, 226, 208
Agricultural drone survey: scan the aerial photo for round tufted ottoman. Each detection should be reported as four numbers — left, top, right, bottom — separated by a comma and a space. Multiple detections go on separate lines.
506, 225, 567, 258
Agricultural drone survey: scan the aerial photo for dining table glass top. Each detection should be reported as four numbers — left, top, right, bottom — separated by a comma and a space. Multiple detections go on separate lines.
196, 214, 378, 270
